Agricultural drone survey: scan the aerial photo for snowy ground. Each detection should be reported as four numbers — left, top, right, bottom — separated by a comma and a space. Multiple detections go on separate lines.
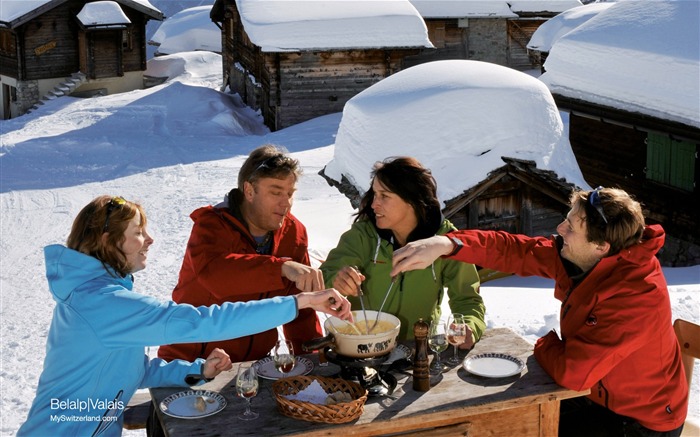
1, 52, 697, 436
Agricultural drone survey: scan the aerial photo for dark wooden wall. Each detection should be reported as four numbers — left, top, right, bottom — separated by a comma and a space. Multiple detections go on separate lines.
2, 0, 149, 81
447, 174, 566, 237
568, 114, 700, 245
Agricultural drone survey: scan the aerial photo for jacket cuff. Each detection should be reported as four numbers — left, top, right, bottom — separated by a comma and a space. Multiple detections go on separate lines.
184, 361, 213, 386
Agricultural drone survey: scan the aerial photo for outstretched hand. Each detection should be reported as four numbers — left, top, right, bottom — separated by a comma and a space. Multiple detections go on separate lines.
281, 260, 324, 292
202, 348, 233, 379
391, 235, 454, 277
296, 288, 354, 322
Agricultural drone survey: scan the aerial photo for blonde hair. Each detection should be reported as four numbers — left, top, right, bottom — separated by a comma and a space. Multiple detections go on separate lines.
66, 195, 147, 276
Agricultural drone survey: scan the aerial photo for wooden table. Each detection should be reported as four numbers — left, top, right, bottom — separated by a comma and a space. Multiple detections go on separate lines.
150, 328, 588, 436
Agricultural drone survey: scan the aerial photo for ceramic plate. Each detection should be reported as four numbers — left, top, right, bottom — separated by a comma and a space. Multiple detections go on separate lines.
463, 353, 525, 378
384, 343, 412, 364
253, 355, 313, 380
159, 390, 226, 419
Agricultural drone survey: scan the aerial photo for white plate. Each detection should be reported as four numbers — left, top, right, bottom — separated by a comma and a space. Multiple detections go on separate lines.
384, 343, 412, 365
463, 353, 525, 378
253, 355, 313, 380
159, 390, 226, 419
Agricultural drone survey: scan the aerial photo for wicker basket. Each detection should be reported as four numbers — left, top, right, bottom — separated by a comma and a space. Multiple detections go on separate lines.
272, 376, 368, 424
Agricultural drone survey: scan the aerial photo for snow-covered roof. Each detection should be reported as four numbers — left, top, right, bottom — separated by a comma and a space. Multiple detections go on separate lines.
324, 59, 588, 205
539, 0, 700, 129
0, 0, 161, 27
77, 1, 131, 28
235, 0, 433, 52
527, 2, 612, 52
150, 5, 221, 54
410, 0, 580, 18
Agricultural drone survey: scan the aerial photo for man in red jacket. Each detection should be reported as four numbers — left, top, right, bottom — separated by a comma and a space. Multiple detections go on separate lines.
390, 187, 687, 436
158, 145, 324, 364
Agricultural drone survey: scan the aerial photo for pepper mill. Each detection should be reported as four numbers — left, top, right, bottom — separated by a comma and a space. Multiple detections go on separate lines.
413, 318, 431, 392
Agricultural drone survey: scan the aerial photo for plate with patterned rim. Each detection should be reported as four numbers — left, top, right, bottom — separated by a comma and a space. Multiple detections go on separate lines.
463, 353, 525, 378
253, 355, 314, 380
160, 390, 226, 419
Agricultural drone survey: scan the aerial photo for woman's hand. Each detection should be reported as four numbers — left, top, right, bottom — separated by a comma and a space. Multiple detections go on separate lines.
391, 235, 453, 277
332, 266, 365, 297
296, 288, 354, 321
202, 348, 233, 379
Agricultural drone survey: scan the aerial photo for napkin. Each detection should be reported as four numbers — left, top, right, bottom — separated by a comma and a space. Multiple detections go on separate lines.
284, 380, 327, 404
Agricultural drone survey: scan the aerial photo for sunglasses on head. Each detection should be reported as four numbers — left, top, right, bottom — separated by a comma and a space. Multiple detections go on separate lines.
249, 154, 292, 180
103, 196, 126, 232
589, 186, 608, 224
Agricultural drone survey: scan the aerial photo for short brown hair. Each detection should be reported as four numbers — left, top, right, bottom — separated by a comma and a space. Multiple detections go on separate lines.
66, 195, 147, 277
570, 187, 645, 256
237, 145, 301, 188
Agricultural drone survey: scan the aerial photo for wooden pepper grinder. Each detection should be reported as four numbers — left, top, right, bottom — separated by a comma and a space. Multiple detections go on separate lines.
413, 318, 430, 392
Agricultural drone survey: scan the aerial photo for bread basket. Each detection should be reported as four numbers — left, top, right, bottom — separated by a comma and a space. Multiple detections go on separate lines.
272, 376, 368, 424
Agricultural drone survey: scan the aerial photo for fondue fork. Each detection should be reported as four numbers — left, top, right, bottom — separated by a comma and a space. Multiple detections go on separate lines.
353, 266, 371, 334
368, 274, 400, 333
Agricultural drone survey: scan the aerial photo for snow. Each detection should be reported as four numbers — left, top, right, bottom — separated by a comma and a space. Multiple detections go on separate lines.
0, 0, 159, 24
235, 0, 433, 51
76, 1, 131, 27
1, 50, 698, 437
324, 59, 589, 204
409, 0, 581, 18
527, 2, 613, 52
150, 5, 221, 54
539, 0, 700, 129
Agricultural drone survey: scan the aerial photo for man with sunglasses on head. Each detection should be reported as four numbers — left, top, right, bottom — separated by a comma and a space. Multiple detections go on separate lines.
158, 145, 324, 365
390, 187, 687, 437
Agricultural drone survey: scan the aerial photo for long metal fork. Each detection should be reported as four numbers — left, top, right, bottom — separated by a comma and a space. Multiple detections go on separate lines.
368, 274, 400, 333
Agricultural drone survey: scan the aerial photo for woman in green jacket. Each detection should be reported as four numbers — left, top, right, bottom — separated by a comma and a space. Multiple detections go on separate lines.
321, 157, 485, 345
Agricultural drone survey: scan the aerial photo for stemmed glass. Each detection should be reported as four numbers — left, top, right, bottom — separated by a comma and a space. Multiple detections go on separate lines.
446, 313, 467, 366
235, 364, 259, 420
273, 339, 296, 376
428, 320, 448, 374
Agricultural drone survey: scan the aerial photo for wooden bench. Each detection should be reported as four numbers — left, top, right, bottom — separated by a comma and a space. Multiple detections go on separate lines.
123, 391, 151, 430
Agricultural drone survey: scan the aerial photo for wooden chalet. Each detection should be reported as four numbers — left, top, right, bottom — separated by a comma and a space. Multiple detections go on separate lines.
0, 0, 162, 119
210, 0, 432, 131
555, 98, 700, 266
442, 157, 575, 236
406, 0, 581, 71
539, 1, 700, 266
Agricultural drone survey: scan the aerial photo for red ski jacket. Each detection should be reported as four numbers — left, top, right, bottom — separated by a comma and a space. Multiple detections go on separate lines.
158, 204, 322, 363
449, 225, 687, 432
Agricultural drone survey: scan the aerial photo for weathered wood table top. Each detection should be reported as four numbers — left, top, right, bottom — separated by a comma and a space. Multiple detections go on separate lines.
150, 328, 588, 436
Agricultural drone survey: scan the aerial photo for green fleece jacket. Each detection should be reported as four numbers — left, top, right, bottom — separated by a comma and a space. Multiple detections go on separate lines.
321, 219, 485, 341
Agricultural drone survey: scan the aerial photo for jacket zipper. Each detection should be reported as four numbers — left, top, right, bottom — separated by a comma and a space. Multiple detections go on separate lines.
91, 389, 123, 436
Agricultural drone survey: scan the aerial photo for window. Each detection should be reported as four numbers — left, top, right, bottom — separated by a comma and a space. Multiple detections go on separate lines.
0, 30, 17, 57
122, 28, 132, 50
646, 132, 696, 191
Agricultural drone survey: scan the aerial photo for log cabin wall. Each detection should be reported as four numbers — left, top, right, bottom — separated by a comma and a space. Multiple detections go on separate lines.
446, 175, 567, 236
568, 114, 700, 266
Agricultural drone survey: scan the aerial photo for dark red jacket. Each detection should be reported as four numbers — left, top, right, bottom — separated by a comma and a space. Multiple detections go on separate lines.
158, 204, 322, 363
449, 225, 687, 432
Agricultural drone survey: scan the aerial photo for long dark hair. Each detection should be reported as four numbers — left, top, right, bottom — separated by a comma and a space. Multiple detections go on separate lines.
355, 157, 443, 243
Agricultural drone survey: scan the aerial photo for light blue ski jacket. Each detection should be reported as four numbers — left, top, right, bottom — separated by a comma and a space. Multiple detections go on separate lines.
19, 244, 299, 436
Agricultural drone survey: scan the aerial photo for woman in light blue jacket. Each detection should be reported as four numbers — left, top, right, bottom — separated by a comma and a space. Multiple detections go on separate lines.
19, 195, 351, 437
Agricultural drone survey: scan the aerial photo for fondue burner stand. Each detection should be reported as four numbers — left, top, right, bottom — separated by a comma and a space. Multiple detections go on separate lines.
323, 347, 398, 397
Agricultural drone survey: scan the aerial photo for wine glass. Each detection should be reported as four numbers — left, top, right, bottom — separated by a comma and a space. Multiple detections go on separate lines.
235, 364, 259, 420
428, 320, 448, 374
273, 339, 296, 376
446, 313, 467, 366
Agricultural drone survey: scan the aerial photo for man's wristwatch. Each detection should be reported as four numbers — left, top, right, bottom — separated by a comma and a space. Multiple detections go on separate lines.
446, 236, 463, 257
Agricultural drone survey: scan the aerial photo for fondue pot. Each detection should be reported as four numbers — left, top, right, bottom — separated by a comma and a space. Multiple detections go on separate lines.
303, 310, 401, 359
